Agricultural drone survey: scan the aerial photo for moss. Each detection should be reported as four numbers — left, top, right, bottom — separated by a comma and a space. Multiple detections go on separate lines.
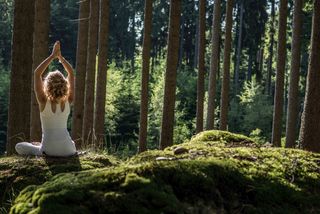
0, 153, 118, 212
190, 130, 255, 145
4, 130, 320, 213
8, 130, 320, 213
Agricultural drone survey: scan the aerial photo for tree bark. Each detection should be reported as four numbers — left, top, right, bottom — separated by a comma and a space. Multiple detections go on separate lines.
299, 0, 320, 153
71, 0, 90, 147
195, 0, 206, 133
271, 0, 288, 147
206, 0, 221, 130
219, 0, 234, 131
82, 0, 99, 146
138, 0, 153, 153
6, 0, 35, 155
30, 0, 50, 142
131, 12, 136, 73
257, 48, 264, 83
247, 49, 253, 81
285, 0, 303, 148
194, 10, 199, 69
94, 0, 109, 148
159, 0, 181, 150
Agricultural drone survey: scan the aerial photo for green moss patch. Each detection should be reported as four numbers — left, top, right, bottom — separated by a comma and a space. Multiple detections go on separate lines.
9, 130, 320, 213
190, 130, 255, 146
0, 153, 118, 212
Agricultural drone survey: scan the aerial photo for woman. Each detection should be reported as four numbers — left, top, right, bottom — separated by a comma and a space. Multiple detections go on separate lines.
15, 41, 76, 157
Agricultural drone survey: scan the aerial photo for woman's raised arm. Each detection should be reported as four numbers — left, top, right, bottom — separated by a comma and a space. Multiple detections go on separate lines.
58, 54, 74, 103
34, 41, 60, 104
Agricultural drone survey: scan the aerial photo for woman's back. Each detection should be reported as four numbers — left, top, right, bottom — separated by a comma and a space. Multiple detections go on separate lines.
39, 100, 76, 156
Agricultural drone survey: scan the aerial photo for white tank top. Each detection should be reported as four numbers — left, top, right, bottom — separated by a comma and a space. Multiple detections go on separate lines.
39, 100, 76, 156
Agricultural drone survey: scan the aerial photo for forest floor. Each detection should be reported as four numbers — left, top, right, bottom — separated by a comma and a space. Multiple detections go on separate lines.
1, 130, 320, 213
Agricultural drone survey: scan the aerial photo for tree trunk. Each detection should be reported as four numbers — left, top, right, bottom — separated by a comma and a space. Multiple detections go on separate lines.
138, 0, 153, 153
82, 0, 99, 146
234, 0, 244, 95
194, 10, 199, 69
178, 15, 185, 67
266, 0, 275, 95
206, 0, 221, 130
71, 0, 90, 147
257, 48, 264, 83
94, 0, 109, 148
299, 0, 320, 153
219, 0, 234, 131
286, 0, 303, 148
247, 49, 253, 81
271, 0, 288, 147
6, 0, 35, 155
30, 0, 50, 143
196, 0, 206, 133
159, 0, 181, 150
131, 12, 136, 73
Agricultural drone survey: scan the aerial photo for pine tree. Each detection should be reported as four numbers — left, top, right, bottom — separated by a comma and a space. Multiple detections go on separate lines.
285, 0, 303, 148
220, 0, 234, 130
271, 0, 288, 147
159, 0, 181, 149
30, 0, 50, 143
82, 0, 99, 145
195, 0, 206, 133
6, 0, 35, 155
72, 0, 90, 147
299, 0, 320, 153
138, 0, 153, 153
94, 0, 110, 147
206, 0, 221, 130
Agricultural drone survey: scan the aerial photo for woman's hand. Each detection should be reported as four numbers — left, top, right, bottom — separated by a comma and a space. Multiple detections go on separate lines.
51, 41, 61, 58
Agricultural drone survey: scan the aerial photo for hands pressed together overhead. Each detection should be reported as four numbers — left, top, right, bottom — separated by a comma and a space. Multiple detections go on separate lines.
52, 41, 61, 58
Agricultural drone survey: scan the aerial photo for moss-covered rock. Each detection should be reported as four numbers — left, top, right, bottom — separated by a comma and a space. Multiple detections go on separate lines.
0, 153, 118, 212
6, 131, 320, 213
190, 130, 254, 145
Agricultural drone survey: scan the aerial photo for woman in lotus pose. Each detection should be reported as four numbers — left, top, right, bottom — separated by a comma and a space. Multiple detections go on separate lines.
15, 41, 76, 157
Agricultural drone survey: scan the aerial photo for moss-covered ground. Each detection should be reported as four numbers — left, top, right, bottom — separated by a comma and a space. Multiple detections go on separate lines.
1, 131, 320, 213
0, 153, 118, 213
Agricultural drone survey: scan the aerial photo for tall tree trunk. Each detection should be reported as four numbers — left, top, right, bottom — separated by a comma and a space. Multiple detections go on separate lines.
82, 0, 99, 146
299, 0, 320, 153
286, 1, 303, 148
178, 15, 185, 67
94, 0, 109, 148
247, 49, 253, 81
257, 48, 264, 83
206, 0, 221, 130
159, 0, 181, 150
271, 0, 288, 147
6, 0, 35, 155
138, 0, 153, 153
196, 0, 206, 133
30, 0, 50, 142
194, 11, 199, 69
71, 0, 90, 147
266, 0, 275, 95
220, 0, 234, 131
234, 0, 244, 94
131, 13, 136, 73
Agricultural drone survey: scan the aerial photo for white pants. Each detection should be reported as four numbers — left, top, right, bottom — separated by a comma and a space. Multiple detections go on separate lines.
15, 142, 42, 156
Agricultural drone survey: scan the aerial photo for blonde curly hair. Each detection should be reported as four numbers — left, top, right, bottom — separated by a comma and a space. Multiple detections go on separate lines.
43, 70, 69, 101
